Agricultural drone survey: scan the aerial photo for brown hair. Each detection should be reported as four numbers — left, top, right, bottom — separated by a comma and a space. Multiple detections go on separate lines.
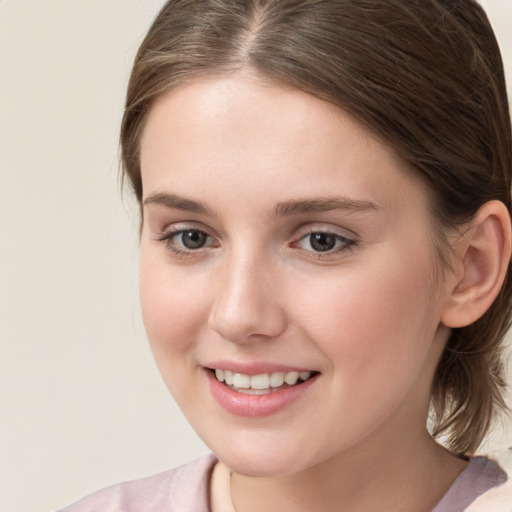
120, 0, 512, 454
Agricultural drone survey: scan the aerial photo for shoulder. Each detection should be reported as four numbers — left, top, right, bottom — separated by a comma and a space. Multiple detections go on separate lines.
433, 455, 510, 512
56, 454, 218, 512
464, 456, 512, 512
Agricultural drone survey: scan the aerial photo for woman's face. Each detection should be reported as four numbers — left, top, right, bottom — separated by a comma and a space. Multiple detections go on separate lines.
139, 74, 455, 477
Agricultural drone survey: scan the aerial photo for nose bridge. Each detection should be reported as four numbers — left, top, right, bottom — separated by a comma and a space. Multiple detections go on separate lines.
209, 245, 285, 342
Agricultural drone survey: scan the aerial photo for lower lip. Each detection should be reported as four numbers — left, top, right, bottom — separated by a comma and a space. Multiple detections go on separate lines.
207, 370, 318, 417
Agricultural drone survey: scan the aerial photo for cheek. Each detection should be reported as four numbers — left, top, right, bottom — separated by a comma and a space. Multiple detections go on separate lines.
293, 263, 441, 438
139, 252, 209, 365
297, 253, 439, 379
138, 255, 216, 419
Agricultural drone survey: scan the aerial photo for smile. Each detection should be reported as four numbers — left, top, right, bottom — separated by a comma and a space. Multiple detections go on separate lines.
207, 367, 319, 416
214, 369, 314, 395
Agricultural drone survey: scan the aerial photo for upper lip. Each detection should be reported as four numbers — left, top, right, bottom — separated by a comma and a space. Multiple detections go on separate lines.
205, 361, 318, 376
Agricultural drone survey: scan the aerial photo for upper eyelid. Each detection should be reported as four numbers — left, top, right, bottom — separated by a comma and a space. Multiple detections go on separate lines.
293, 223, 358, 240
294, 232, 356, 248
156, 226, 213, 241
157, 222, 218, 238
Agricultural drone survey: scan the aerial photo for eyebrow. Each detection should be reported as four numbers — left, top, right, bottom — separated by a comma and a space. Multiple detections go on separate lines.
274, 197, 381, 216
143, 192, 215, 216
143, 192, 381, 218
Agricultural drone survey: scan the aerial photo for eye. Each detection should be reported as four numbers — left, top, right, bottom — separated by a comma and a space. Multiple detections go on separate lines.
177, 230, 208, 249
155, 227, 217, 256
308, 233, 338, 252
295, 231, 355, 255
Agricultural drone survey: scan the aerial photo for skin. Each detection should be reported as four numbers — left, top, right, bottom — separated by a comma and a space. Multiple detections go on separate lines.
138, 73, 468, 511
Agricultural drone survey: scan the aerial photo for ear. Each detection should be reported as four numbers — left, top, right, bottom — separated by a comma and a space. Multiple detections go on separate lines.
441, 200, 512, 328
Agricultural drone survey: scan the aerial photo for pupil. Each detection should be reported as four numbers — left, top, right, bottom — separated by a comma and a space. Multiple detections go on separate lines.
182, 230, 206, 249
310, 233, 336, 252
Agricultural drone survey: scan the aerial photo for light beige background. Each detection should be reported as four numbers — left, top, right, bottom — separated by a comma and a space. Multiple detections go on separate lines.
0, 1, 511, 511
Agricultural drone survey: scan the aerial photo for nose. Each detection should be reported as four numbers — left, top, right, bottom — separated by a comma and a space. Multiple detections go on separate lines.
208, 253, 287, 343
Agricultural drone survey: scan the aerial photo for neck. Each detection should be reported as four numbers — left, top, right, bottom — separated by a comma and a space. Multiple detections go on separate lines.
230, 422, 466, 512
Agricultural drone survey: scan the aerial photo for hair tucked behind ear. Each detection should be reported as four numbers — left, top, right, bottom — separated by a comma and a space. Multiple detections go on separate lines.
431, 273, 511, 452
121, 0, 512, 453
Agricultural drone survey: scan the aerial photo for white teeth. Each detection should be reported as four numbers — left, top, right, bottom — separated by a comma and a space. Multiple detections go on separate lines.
269, 372, 285, 387
214, 369, 313, 391
237, 388, 270, 395
233, 373, 251, 388
224, 370, 234, 385
284, 371, 299, 385
250, 373, 270, 390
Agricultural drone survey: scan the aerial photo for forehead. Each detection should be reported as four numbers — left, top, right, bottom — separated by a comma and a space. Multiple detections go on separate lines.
139, 74, 430, 220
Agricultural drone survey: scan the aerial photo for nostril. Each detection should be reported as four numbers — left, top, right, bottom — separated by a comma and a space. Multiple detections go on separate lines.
209, 299, 287, 343
208, 265, 287, 343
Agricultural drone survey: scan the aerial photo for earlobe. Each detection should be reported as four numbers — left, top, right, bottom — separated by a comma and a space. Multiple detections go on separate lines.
441, 200, 512, 328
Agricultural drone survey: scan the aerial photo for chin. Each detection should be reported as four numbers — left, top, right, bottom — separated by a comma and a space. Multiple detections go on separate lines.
219, 450, 303, 478
201, 429, 322, 477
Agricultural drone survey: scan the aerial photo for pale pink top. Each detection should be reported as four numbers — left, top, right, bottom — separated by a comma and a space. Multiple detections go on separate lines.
57, 454, 509, 512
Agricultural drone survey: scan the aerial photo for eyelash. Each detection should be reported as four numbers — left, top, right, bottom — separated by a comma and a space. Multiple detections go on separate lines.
154, 227, 356, 260
154, 228, 216, 258
291, 231, 356, 259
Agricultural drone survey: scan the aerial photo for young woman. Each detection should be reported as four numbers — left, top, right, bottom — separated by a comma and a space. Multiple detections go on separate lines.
60, 1, 512, 510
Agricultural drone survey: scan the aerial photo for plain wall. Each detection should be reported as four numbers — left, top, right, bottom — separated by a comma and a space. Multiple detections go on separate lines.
0, 1, 511, 511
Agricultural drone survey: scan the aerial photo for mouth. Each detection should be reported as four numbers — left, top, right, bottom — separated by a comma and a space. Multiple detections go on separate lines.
210, 368, 318, 395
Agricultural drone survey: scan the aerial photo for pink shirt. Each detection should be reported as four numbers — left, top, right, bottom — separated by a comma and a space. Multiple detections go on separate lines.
58, 454, 509, 512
